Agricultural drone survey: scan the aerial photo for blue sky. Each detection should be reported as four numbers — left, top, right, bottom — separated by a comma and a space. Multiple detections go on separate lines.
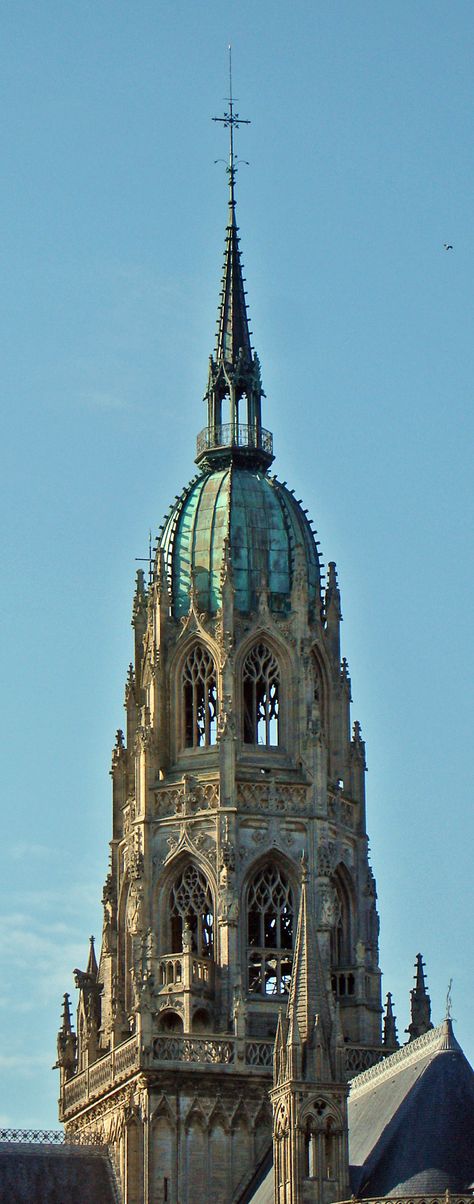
0, 1, 473, 1127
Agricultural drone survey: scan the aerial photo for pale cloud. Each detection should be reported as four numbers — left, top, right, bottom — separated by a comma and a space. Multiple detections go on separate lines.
9, 843, 63, 863
0, 905, 100, 1008
77, 388, 132, 413
4, 879, 99, 916
0, 1052, 52, 1075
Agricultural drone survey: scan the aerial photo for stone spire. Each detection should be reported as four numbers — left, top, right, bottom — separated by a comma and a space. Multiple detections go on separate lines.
383, 991, 399, 1050
86, 935, 98, 980
286, 858, 333, 1064
272, 859, 350, 1203
406, 953, 434, 1041
55, 993, 77, 1082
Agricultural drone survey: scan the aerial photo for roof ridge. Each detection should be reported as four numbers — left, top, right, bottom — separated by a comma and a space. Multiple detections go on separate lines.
349, 1019, 461, 1097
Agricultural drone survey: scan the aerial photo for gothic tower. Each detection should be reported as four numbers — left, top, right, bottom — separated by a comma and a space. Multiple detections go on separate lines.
57, 89, 383, 1204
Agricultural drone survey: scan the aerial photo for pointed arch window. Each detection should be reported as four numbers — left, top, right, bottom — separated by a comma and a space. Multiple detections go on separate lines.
169, 863, 214, 958
182, 644, 217, 748
304, 1108, 340, 1183
243, 643, 280, 746
247, 864, 294, 996
330, 869, 356, 1000
330, 871, 353, 968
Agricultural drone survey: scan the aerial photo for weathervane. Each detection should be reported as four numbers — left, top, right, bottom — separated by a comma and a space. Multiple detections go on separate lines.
445, 978, 453, 1020
213, 46, 250, 202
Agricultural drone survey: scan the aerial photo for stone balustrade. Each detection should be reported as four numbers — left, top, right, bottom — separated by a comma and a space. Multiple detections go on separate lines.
60, 1033, 386, 1120
156, 952, 215, 996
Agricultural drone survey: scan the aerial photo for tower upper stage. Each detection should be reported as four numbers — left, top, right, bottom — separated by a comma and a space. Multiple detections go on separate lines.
160, 465, 322, 619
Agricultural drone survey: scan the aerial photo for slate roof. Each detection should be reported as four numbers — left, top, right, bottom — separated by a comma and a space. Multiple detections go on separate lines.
349, 1018, 474, 1196
242, 1020, 474, 1202
0, 1141, 120, 1204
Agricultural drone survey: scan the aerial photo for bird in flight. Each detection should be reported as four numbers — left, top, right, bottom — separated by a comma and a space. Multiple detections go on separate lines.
444, 243, 454, 250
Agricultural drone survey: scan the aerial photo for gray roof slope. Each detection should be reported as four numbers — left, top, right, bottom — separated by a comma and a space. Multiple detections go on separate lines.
243, 1021, 474, 1203
0, 1142, 120, 1204
349, 1019, 474, 1196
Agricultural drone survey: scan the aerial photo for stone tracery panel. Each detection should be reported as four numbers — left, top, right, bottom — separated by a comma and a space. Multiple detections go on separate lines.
182, 644, 217, 748
243, 642, 280, 746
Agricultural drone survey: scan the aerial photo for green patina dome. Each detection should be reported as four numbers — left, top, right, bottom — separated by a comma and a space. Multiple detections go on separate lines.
160, 466, 321, 618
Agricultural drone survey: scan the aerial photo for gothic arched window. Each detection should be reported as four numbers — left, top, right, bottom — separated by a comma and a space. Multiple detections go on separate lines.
243, 643, 280, 746
330, 870, 353, 968
169, 864, 214, 958
304, 1105, 339, 1183
182, 644, 217, 748
247, 863, 294, 996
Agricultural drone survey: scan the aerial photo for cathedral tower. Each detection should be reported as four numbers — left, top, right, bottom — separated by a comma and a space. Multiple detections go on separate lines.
57, 86, 383, 1204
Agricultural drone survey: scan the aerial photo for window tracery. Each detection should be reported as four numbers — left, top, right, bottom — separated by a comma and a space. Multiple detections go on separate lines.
247, 863, 293, 996
243, 643, 280, 745
169, 864, 214, 958
330, 870, 352, 968
182, 644, 217, 748
304, 1109, 339, 1182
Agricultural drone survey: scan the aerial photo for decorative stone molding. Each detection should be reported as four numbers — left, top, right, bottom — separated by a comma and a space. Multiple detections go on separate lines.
237, 782, 309, 815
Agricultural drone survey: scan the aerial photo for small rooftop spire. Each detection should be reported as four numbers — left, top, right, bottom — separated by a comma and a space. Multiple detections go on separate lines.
285, 863, 336, 1081
212, 47, 252, 367
86, 934, 98, 980
383, 991, 399, 1050
406, 952, 434, 1042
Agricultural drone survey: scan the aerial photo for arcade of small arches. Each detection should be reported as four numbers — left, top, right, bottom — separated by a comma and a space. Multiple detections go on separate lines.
179, 638, 330, 751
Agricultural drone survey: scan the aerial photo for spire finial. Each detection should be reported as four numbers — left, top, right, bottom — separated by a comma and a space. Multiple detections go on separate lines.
196, 64, 273, 471
213, 45, 250, 214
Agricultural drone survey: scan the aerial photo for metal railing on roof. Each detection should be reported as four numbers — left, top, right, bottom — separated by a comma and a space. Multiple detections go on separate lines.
196, 422, 273, 459
0, 1129, 105, 1148
335, 1195, 472, 1204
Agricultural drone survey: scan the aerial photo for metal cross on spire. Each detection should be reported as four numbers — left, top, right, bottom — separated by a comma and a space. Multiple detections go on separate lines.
212, 46, 250, 208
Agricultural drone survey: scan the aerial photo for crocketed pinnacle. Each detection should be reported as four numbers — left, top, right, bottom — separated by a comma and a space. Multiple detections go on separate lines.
215, 171, 252, 368
286, 858, 332, 1048
407, 952, 434, 1042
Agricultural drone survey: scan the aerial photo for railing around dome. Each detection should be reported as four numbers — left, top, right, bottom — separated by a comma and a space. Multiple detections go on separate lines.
196, 423, 273, 460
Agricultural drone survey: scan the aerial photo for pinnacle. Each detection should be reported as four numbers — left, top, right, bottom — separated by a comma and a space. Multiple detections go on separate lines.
214, 210, 253, 368
86, 935, 98, 979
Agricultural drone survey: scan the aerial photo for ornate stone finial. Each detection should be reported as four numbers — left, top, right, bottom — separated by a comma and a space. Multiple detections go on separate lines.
383, 991, 399, 1050
86, 935, 98, 979
56, 993, 77, 1078
406, 953, 434, 1041
115, 729, 125, 750
132, 569, 147, 626
325, 561, 342, 617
